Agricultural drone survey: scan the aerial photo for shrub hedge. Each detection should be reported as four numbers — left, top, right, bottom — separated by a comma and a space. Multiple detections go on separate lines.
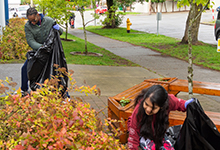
0, 18, 30, 60
0, 69, 126, 149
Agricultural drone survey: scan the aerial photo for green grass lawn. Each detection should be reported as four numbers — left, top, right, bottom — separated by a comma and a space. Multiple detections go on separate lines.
60, 33, 138, 66
85, 26, 220, 71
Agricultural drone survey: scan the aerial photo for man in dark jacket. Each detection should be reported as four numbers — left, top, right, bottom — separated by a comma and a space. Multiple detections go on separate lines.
20, 7, 63, 96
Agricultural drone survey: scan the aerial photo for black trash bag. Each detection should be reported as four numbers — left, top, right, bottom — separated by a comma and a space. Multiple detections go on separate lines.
27, 27, 68, 96
174, 98, 220, 150
165, 125, 182, 146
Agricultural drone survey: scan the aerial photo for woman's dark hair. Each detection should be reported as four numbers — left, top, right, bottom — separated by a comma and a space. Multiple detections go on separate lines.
135, 85, 169, 150
134, 88, 149, 107
26, 7, 38, 17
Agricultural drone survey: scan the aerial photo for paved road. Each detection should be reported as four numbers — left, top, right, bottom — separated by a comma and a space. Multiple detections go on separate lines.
73, 10, 218, 45
121, 11, 217, 45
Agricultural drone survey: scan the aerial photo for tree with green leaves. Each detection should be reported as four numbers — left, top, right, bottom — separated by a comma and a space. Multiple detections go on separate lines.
171, 0, 178, 12
72, 0, 100, 55
33, 0, 48, 15
107, 0, 114, 11
117, 0, 136, 12
34, 0, 75, 41
159, 0, 167, 12
137, 0, 166, 13
179, 0, 210, 45
152, 0, 165, 12
104, 0, 125, 28
137, 0, 211, 97
35, 0, 98, 55
106, 0, 114, 23
21, 0, 30, 5
177, 0, 210, 98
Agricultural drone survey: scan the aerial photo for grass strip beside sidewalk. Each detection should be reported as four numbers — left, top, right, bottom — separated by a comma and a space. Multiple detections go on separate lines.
85, 26, 220, 71
61, 33, 139, 66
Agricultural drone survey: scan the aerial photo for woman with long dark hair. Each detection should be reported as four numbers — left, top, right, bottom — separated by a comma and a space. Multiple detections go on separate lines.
127, 85, 193, 150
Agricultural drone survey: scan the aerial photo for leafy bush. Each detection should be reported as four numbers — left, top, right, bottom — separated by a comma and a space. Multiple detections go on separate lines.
120, 97, 130, 107
101, 6, 125, 28
0, 18, 31, 60
0, 68, 126, 149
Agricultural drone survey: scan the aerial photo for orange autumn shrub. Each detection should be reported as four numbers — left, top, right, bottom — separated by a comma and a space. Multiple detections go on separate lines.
0, 18, 30, 60
0, 69, 126, 150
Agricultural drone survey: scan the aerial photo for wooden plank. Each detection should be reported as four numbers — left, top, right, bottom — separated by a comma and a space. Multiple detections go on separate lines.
113, 83, 153, 100
113, 82, 149, 99
144, 77, 178, 84
169, 79, 220, 96
108, 98, 120, 117
169, 111, 220, 132
120, 110, 132, 120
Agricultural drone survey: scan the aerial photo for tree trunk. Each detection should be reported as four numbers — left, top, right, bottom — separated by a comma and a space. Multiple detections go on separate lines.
186, 1, 209, 98
43, 6, 46, 16
181, 4, 203, 45
106, 0, 115, 28
65, 21, 68, 40
107, 0, 113, 11
160, 2, 163, 12
64, 4, 68, 40
188, 19, 194, 99
172, 0, 174, 12
187, 3, 195, 98
80, 10, 88, 55
123, 6, 126, 13
164, 2, 167, 12
151, 3, 155, 13
183, 1, 209, 98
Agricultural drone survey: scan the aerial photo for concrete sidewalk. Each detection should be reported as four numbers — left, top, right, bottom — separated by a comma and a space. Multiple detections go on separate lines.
0, 64, 160, 123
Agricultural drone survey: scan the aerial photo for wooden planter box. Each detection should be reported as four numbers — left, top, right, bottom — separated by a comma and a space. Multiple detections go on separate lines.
108, 77, 220, 144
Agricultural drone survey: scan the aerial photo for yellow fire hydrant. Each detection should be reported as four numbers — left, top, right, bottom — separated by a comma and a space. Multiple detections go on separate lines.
126, 18, 132, 33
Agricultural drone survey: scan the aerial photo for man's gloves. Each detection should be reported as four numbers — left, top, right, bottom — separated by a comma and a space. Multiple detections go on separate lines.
185, 98, 194, 108
53, 24, 60, 30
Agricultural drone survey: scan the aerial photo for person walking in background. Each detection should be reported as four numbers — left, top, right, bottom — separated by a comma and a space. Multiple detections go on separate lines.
127, 85, 194, 150
20, 7, 63, 96
69, 12, 75, 28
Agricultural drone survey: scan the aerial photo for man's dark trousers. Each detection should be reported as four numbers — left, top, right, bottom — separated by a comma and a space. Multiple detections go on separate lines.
21, 59, 28, 92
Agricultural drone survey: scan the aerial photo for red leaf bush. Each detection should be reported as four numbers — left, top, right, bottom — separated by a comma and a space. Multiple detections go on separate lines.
0, 69, 126, 149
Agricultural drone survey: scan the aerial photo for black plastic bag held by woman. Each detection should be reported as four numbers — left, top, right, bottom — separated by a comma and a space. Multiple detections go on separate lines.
26, 26, 68, 96
165, 125, 182, 146
174, 98, 220, 150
